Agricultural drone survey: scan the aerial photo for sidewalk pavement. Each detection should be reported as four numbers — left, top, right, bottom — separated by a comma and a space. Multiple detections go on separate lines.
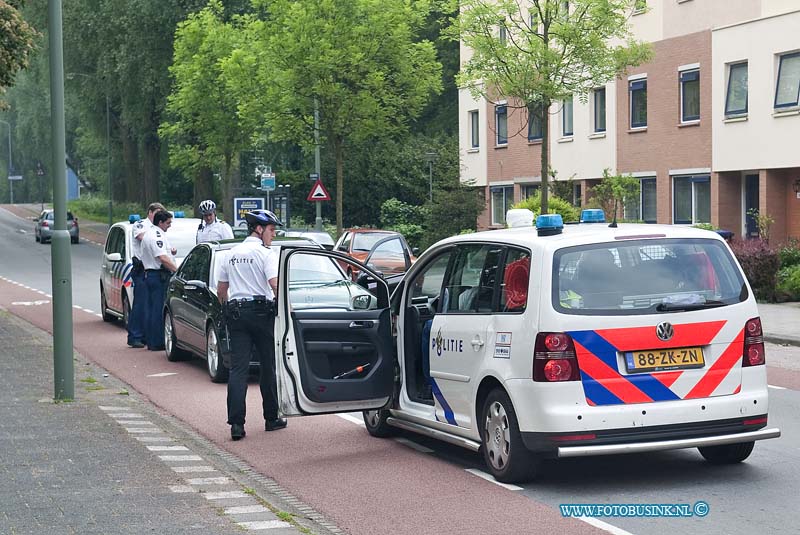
0, 310, 339, 535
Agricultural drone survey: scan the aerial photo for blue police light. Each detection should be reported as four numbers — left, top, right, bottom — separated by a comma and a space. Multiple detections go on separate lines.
580, 209, 605, 223
173, 211, 185, 218
535, 213, 563, 236
129, 214, 141, 223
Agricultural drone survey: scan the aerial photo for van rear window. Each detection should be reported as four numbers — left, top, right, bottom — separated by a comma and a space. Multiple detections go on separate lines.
553, 238, 747, 315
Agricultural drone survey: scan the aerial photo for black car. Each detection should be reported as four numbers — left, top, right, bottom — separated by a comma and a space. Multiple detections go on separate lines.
163, 237, 378, 382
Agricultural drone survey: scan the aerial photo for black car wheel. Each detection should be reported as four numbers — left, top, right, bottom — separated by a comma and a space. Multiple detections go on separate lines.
121, 293, 131, 328
100, 286, 116, 323
363, 409, 396, 438
206, 326, 229, 383
164, 310, 189, 362
71, 236, 79, 244
698, 442, 755, 464
481, 388, 540, 483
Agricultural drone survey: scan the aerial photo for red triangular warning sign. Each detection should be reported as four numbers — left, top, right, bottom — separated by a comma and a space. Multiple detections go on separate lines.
307, 179, 331, 201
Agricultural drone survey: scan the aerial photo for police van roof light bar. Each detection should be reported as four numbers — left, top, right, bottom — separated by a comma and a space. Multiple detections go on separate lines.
535, 214, 563, 236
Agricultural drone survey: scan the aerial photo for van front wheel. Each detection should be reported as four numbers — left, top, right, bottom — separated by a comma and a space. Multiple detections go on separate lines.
363, 409, 396, 438
481, 389, 539, 483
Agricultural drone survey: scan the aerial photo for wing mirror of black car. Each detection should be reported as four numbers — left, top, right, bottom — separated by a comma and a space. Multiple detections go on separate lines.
352, 294, 373, 310
184, 280, 208, 291
412, 247, 420, 256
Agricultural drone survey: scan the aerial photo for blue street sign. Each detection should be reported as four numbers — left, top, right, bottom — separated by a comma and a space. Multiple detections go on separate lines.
260, 172, 276, 192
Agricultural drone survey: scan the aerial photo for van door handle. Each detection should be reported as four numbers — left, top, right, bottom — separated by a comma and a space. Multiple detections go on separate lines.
471, 336, 485, 349
349, 320, 374, 329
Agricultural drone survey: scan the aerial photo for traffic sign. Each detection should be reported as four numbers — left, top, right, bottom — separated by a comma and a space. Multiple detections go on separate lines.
8, 175, 23, 181
260, 172, 276, 192
307, 179, 331, 201
309, 172, 319, 181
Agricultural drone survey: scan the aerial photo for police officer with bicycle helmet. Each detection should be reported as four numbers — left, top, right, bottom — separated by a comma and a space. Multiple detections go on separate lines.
217, 209, 286, 440
196, 199, 234, 243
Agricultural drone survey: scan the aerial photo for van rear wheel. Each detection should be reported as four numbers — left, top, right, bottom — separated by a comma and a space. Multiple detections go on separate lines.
481, 389, 539, 483
698, 442, 755, 464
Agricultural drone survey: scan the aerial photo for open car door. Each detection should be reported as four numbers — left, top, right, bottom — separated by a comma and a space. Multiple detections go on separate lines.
276, 247, 394, 416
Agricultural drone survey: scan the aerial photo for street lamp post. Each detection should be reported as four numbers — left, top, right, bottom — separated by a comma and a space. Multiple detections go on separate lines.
0, 119, 13, 203
423, 151, 437, 202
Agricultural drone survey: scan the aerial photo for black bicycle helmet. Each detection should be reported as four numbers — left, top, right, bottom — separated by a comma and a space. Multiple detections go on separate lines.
245, 209, 282, 230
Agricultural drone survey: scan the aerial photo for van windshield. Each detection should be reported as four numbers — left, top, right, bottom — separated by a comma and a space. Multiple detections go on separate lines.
553, 238, 747, 315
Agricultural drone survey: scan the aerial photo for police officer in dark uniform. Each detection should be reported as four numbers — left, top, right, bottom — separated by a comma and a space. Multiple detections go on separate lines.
141, 210, 177, 351
217, 209, 286, 440
128, 202, 166, 348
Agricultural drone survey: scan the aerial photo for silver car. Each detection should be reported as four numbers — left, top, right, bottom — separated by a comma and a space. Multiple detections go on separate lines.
34, 209, 79, 244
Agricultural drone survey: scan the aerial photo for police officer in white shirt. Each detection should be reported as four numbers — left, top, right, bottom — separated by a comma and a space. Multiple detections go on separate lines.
196, 199, 234, 243
217, 209, 286, 440
142, 210, 178, 351
127, 202, 165, 348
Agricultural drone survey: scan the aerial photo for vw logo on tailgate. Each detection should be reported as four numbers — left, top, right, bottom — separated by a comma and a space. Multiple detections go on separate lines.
656, 322, 674, 341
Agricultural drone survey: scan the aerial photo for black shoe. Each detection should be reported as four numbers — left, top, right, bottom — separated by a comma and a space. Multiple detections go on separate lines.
231, 424, 246, 441
265, 418, 287, 431
127, 340, 145, 348
147, 345, 166, 351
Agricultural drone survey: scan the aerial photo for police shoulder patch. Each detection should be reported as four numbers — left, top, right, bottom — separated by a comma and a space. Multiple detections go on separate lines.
156, 240, 163, 248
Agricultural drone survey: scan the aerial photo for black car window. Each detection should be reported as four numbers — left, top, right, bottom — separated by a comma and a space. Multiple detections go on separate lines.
442, 244, 502, 314
408, 251, 452, 306
498, 247, 531, 313
104, 227, 121, 255
179, 247, 209, 282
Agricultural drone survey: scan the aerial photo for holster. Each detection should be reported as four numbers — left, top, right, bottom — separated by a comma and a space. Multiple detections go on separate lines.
131, 256, 144, 276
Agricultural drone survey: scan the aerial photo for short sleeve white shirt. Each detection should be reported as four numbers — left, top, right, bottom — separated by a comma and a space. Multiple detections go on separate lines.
131, 218, 152, 259
196, 218, 234, 243
141, 225, 173, 270
217, 237, 278, 300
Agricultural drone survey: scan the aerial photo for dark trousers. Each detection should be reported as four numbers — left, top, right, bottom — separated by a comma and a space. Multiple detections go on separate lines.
226, 305, 278, 426
144, 271, 168, 349
127, 271, 148, 344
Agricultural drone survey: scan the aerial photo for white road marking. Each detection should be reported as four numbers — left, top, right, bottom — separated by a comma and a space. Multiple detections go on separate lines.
125, 427, 162, 433
186, 476, 231, 485
464, 469, 523, 491
578, 517, 636, 535
146, 445, 190, 452
336, 413, 365, 426
393, 437, 434, 453
146, 372, 178, 377
99, 406, 129, 411
159, 455, 203, 462
225, 505, 269, 514
116, 420, 154, 426
169, 485, 196, 493
769, 385, 786, 390
236, 520, 291, 530
135, 436, 173, 443
204, 491, 248, 500
171, 465, 216, 473
107, 412, 144, 418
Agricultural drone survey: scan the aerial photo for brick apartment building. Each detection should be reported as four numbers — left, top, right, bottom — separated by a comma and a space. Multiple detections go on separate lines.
458, 0, 800, 245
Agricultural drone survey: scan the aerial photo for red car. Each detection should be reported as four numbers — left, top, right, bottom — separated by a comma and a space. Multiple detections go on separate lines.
334, 229, 417, 278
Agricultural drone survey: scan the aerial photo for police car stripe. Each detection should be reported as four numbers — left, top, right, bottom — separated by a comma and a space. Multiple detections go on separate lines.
429, 378, 457, 426
594, 320, 726, 352
573, 340, 654, 404
684, 330, 744, 399
579, 373, 624, 406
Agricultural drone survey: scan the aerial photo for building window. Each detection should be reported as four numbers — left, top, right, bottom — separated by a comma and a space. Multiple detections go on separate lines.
495, 105, 507, 145
629, 79, 647, 128
725, 62, 748, 117
634, 0, 647, 13
562, 97, 573, 136
593, 87, 606, 132
527, 103, 543, 140
521, 184, 540, 199
673, 175, 710, 224
775, 52, 800, 109
469, 110, 480, 148
622, 178, 655, 223
680, 69, 700, 122
573, 183, 582, 207
499, 25, 507, 46
491, 186, 514, 226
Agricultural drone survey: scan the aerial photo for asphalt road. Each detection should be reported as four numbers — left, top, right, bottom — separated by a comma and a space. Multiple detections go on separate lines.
1, 205, 798, 535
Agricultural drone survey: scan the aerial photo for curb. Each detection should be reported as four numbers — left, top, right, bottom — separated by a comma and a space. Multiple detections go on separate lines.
764, 335, 800, 348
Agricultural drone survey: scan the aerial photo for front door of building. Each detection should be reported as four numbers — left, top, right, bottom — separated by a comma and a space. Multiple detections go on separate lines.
745, 174, 759, 239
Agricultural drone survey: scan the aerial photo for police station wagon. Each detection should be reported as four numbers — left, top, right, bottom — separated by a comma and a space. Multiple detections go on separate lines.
272, 213, 780, 483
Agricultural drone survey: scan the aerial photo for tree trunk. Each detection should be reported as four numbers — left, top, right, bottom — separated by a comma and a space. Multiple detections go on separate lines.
540, 98, 550, 215
335, 139, 344, 238
120, 122, 140, 203
141, 130, 160, 205
223, 151, 241, 223
194, 166, 214, 217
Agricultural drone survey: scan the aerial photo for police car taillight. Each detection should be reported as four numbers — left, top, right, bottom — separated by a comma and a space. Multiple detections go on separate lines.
533, 332, 580, 381
742, 317, 765, 367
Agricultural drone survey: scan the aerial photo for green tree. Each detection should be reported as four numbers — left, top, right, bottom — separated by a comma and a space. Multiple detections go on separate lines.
240, 0, 443, 237
513, 191, 579, 223
450, 0, 651, 215
0, 0, 37, 110
160, 1, 253, 218
587, 168, 640, 222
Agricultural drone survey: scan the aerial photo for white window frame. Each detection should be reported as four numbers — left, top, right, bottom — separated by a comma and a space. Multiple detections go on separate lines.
562, 97, 574, 137
672, 175, 710, 225
490, 185, 514, 226
469, 110, 480, 148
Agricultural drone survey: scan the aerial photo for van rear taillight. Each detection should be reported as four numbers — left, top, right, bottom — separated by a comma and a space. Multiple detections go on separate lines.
534, 332, 580, 382
742, 317, 765, 367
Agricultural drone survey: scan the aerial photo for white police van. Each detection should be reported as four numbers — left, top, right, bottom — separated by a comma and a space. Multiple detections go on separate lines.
99, 212, 202, 325
273, 211, 780, 482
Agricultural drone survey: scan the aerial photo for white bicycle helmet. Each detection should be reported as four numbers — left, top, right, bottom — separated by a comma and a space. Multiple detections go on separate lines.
199, 199, 216, 215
